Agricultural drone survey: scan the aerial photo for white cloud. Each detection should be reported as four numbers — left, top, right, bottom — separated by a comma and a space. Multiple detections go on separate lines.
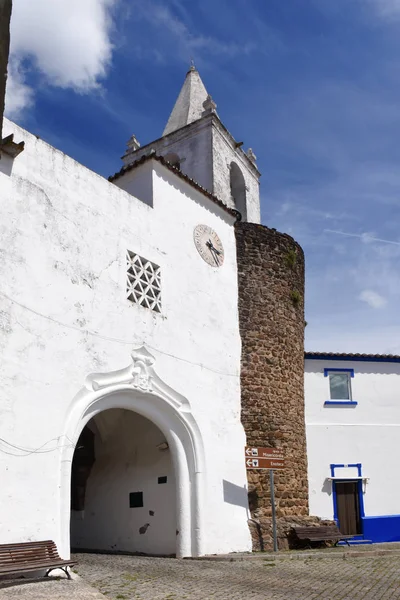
5, 0, 118, 119
325, 229, 400, 246
359, 289, 387, 309
5, 58, 34, 118
368, 0, 400, 19
130, 1, 256, 64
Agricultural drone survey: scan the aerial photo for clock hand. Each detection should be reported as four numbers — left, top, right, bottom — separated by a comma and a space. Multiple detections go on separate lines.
206, 239, 221, 265
210, 246, 220, 266
206, 239, 222, 255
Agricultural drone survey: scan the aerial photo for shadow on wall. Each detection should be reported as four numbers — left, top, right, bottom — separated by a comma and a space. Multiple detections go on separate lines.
223, 479, 249, 512
0, 153, 13, 177
321, 479, 333, 496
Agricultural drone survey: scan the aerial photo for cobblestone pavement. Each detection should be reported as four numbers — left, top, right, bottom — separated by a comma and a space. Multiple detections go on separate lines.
75, 552, 400, 600
0, 575, 106, 599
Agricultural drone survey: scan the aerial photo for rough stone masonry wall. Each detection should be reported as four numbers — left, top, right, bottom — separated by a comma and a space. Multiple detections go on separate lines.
235, 222, 319, 550
0, 0, 12, 140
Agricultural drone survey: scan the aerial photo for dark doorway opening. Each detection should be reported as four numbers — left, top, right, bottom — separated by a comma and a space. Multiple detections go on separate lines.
335, 480, 362, 535
71, 426, 95, 512
70, 409, 176, 555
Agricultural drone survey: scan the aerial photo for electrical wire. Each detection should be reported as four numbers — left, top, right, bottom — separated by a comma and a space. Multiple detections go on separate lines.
0, 435, 75, 457
0, 290, 239, 378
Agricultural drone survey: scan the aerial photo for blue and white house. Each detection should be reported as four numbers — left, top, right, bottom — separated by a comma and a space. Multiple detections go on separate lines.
305, 352, 400, 544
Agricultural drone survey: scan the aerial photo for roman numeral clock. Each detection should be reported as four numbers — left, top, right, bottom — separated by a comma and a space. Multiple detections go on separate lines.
193, 224, 224, 267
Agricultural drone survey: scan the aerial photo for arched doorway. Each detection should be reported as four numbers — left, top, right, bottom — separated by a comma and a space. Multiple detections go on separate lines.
70, 409, 177, 556
230, 162, 247, 220
59, 347, 205, 558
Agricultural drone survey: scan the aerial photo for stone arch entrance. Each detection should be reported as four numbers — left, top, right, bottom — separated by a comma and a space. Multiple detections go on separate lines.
58, 347, 205, 558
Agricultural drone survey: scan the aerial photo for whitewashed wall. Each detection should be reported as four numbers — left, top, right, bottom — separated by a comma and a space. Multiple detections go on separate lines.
305, 359, 400, 523
0, 118, 251, 557
71, 410, 176, 555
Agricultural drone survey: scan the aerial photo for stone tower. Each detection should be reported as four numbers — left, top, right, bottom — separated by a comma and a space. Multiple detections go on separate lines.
121, 65, 261, 223
236, 223, 311, 550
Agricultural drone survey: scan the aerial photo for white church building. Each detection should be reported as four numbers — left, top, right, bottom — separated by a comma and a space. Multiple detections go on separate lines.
1, 62, 400, 558
0, 67, 260, 558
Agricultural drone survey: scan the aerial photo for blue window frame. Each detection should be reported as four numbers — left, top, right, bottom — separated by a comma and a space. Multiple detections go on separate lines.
324, 368, 357, 406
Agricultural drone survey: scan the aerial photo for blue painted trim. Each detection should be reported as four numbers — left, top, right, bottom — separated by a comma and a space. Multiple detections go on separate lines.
324, 401, 358, 406
332, 483, 338, 521
306, 353, 400, 364
324, 368, 354, 378
362, 515, 400, 543
330, 463, 362, 477
358, 479, 365, 518
324, 369, 354, 403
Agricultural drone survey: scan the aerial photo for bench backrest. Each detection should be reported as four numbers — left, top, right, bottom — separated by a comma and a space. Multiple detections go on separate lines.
0, 540, 61, 566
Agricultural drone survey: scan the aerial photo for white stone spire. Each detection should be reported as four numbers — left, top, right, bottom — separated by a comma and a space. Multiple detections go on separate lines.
121, 65, 260, 223
163, 65, 211, 136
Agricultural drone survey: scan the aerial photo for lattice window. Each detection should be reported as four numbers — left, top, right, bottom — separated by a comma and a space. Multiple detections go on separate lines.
126, 251, 161, 313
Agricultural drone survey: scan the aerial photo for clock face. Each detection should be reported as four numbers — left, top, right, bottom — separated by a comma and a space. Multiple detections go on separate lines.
193, 224, 224, 267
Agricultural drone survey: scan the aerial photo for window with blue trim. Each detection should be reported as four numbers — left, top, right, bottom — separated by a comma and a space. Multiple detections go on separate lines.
324, 368, 357, 405
329, 372, 351, 400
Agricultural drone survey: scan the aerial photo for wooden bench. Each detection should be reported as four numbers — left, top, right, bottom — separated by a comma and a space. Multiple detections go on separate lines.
291, 525, 353, 547
0, 540, 75, 580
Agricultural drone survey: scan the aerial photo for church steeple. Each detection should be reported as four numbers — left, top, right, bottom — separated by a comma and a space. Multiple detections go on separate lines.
163, 65, 212, 136
119, 66, 261, 223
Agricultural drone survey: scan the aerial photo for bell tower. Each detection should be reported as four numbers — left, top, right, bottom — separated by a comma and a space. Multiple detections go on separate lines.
121, 66, 261, 223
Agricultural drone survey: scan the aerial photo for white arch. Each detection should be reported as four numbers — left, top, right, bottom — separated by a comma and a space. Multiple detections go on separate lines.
230, 162, 247, 220
58, 347, 205, 558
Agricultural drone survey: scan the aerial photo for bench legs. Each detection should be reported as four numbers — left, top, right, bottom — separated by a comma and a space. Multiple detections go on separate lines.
334, 540, 351, 547
45, 567, 72, 580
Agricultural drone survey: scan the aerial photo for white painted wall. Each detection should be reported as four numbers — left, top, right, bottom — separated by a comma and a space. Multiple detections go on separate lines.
0, 118, 251, 557
71, 409, 176, 555
305, 359, 400, 520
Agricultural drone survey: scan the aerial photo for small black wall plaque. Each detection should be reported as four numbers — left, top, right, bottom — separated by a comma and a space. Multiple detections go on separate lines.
158, 476, 167, 484
129, 492, 143, 508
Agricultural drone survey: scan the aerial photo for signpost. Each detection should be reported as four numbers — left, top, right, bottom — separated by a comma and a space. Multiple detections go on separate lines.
245, 447, 286, 553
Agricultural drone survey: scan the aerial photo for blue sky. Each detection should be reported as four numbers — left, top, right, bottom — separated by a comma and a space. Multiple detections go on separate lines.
5, 0, 400, 353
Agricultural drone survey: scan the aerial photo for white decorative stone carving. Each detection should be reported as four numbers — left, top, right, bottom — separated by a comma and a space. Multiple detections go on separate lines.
86, 346, 155, 393
126, 250, 161, 313
126, 134, 141, 153
246, 148, 257, 164
202, 94, 217, 116
84, 348, 191, 412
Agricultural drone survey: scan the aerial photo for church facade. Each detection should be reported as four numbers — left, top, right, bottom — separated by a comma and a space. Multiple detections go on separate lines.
1, 63, 400, 558
0, 66, 269, 558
